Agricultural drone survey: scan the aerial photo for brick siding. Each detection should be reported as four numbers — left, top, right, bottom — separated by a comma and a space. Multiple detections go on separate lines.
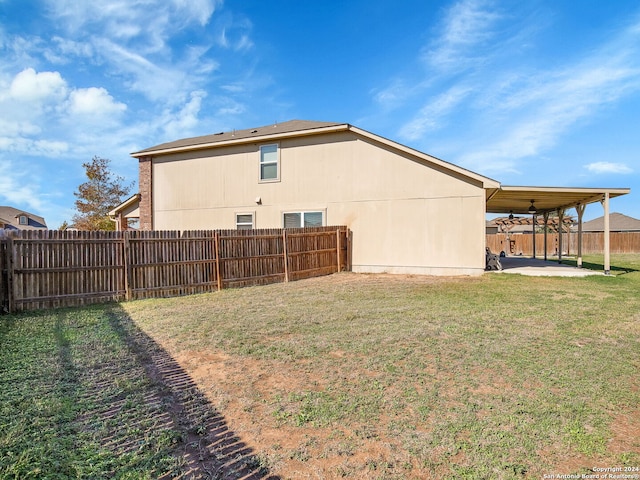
138, 156, 153, 230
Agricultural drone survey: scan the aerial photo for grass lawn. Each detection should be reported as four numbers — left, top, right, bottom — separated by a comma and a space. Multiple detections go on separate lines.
1, 254, 639, 479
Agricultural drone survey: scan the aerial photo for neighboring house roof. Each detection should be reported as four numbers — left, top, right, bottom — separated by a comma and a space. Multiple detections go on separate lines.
108, 193, 141, 218
581, 212, 640, 232
132, 119, 501, 189
0, 206, 47, 230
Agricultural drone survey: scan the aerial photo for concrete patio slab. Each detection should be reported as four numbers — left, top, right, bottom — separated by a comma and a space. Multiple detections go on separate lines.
490, 256, 605, 277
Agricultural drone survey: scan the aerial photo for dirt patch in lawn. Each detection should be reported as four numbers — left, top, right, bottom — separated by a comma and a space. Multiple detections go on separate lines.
608, 408, 640, 454
123, 271, 640, 479
173, 349, 422, 479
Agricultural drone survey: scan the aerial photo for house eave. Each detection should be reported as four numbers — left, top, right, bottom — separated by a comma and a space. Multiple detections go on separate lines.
131, 123, 351, 158
108, 193, 141, 217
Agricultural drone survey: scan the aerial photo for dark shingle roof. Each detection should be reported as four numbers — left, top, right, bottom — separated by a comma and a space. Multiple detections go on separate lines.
133, 120, 345, 155
582, 212, 640, 232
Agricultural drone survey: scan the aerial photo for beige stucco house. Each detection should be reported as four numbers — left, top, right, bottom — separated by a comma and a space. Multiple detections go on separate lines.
131, 120, 500, 276
130, 119, 629, 276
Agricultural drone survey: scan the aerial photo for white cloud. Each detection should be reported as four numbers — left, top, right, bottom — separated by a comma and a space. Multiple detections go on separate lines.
0, 68, 127, 158
9, 68, 68, 103
68, 87, 127, 117
399, 85, 473, 140
214, 97, 245, 116
373, 79, 417, 109
45, 0, 220, 49
453, 15, 640, 173
161, 90, 207, 139
585, 162, 633, 174
0, 160, 45, 212
424, 0, 502, 72
0, 136, 69, 156
218, 17, 254, 51
49, 36, 95, 60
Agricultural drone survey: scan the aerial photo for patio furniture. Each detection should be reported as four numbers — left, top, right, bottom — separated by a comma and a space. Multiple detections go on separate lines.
486, 247, 503, 271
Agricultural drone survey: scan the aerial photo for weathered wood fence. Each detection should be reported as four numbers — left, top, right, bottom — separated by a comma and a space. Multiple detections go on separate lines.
487, 231, 640, 257
0, 226, 350, 313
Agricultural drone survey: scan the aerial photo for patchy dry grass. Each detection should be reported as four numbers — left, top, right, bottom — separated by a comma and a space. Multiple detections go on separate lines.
0, 306, 274, 479
2, 254, 639, 479
121, 254, 640, 479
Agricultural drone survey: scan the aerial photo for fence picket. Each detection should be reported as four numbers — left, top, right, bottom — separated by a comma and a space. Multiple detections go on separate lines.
0, 226, 349, 313
487, 232, 640, 256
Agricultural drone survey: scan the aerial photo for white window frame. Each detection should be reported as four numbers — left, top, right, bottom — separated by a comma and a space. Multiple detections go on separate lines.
259, 143, 280, 182
235, 212, 255, 230
18, 215, 28, 225
282, 210, 325, 229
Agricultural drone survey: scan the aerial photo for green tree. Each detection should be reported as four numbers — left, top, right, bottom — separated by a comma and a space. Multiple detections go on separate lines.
71, 156, 133, 230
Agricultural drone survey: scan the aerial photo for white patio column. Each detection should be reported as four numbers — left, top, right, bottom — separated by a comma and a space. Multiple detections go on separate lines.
576, 204, 585, 268
602, 193, 611, 274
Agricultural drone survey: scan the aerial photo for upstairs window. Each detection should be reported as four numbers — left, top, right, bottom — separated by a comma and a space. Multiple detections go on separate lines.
259, 144, 279, 182
236, 213, 254, 230
19, 215, 28, 225
283, 211, 324, 228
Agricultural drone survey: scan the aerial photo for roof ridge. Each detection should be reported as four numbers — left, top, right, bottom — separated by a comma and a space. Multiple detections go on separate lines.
132, 119, 346, 155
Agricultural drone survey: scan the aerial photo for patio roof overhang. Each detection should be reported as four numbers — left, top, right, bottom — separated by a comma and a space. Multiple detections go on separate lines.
485, 186, 630, 215
485, 185, 631, 275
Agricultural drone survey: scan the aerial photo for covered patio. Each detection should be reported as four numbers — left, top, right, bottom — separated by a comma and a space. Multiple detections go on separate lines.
486, 186, 630, 274
491, 256, 604, 277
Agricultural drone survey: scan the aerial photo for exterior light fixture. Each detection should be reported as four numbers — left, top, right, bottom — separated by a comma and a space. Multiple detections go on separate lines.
508, 211, 514, 220
528, 200, 537, 214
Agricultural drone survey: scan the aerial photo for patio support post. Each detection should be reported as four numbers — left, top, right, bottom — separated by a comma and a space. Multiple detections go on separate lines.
576, 204, 585, 268
543, 212, 549, 261
602, 193, 611, 274
557, 208, 565, 264
532, 214, 537, 259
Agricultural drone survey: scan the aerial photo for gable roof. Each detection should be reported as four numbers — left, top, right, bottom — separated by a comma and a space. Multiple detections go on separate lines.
131, 119, 500, 189
132, 120, 345, 155
0, 206, 47, 230
581, 212, 640, 232
108, 193, 141, 218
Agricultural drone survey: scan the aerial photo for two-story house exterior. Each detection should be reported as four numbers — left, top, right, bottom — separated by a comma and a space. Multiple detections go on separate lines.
131, 120, 500, 276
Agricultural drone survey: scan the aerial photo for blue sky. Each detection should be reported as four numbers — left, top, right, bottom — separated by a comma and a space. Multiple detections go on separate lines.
1, 0, 638, 228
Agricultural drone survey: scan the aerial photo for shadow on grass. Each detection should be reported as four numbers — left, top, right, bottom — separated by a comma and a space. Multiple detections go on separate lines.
96, 304, 281, 479
560, 258, 638, 275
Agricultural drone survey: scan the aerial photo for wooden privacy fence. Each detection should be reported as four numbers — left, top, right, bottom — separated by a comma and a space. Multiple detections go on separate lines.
487, 231, 640, 257
0, 226, 350, 313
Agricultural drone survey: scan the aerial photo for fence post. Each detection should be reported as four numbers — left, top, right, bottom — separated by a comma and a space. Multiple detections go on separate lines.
336, 228, 341, 272
214, 231, 222, 291
123, 232, 132, 301
6, 235, 15, 314
283, 229, 289, 282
